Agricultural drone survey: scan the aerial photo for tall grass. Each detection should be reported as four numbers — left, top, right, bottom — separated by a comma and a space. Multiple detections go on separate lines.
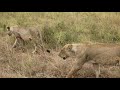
1, 12, 120, 78
1, 12, 120, 48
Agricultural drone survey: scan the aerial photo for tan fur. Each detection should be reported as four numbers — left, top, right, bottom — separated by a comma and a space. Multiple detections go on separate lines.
6, 26, 42, 54
59, 43, 120, 78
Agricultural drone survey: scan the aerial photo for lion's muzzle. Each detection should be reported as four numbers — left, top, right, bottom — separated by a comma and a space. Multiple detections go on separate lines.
63, 57, 67, 60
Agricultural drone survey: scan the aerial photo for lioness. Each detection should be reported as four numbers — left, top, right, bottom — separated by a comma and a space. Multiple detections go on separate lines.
58, 43, 120, 78
6, 25, 42, 54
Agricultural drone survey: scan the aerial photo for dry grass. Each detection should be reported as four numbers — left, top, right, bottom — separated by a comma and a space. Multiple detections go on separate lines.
1, 12, 120, 78
0, 35, 120, 78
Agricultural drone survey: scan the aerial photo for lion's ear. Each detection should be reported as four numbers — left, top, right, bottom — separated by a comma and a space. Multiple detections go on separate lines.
7, 26, 10, 31
67, 44, 72, 50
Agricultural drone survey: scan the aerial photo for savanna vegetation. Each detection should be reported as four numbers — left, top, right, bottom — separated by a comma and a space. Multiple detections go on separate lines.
0, 12, 120, 78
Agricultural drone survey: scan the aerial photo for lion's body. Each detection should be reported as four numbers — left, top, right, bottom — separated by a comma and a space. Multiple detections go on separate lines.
58, 43, 120, 78
6, 26, 41, 53
8, 26, 40, 40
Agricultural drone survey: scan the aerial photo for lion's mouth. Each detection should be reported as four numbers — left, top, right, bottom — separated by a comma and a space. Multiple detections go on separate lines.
63, 56, 68, 60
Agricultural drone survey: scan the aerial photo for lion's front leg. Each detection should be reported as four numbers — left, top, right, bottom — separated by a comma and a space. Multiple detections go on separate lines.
66, 65, 82, 78
12, 39, 18, 48
66, 58, 86, 78
32, 43, 38, 54
93, 63, 101, 78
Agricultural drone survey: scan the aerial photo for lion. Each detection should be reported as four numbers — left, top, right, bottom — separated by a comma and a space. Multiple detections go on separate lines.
5, 25, 43, 54
58, 43, 120, 78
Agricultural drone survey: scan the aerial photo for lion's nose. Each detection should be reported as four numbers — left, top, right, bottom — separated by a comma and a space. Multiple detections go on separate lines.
46, 49, 50, 53
63, 57, 66, 60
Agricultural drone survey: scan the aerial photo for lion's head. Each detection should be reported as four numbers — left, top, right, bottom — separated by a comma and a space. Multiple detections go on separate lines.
6, 26, 13, 36
58, 44, 76, 60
